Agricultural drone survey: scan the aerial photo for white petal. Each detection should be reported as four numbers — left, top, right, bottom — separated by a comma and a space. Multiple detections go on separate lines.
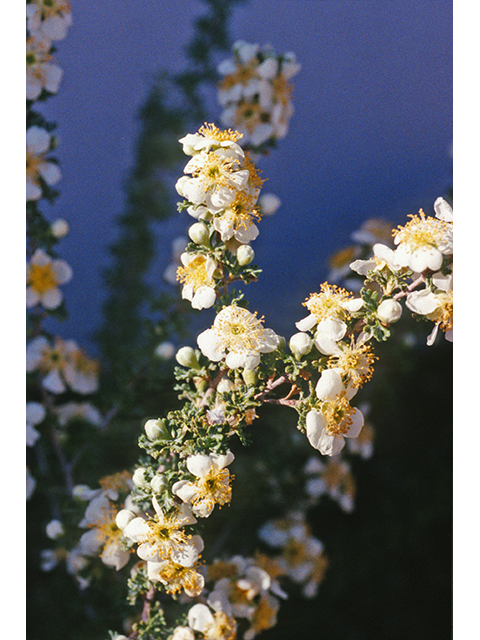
188, 603, 215, 633
315, 369, 344, 401
187, 453, 213, 477
345, 408, 364, 438
197, 328, 225, 361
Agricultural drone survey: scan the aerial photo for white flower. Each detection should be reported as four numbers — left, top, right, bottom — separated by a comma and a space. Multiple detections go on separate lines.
26, 248, 72, 309
405, 271, 453, 345
197, 305, 280, 369
26, 35, 63, 101
26, 126, 62, 201
26, 335, 99, 395
51, 218, 69, 238
305, 369, 364, 456
296, 283, 363, 341
258, 192, 281, 216
26, 0, 73, 42
177, 124, 263, 216
217, 42, 300, 148
176, 252, 217, 309
349, 242, 402, 276
147, 558, 205, 597
172, 451, 235, 517
393, 207, 453, 273
122, 498, 202, 567
170, 626, 195, 640
434, 197, 453, 222
154, 341, 176, 360
77, 492, 130, 571
187, 603, 237, 640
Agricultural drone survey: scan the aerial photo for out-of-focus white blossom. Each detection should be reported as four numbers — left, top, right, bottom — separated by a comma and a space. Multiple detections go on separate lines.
26, 126, 61, 201
26, 35, 63, 101
26, 248, 72, 310
26, 335, 99, 395
26, 0, 73, 42
217, 41, 300, 149
26, 401, 46, 446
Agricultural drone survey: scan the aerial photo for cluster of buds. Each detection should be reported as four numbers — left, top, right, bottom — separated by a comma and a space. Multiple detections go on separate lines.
217, 41, 301, 152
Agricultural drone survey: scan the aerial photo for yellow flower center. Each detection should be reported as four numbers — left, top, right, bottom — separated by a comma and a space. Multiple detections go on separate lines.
250, 595, 279, 635
328, 342, 376, 388
219, 63, 258, 91
216, 308, 266, 352
26, 151, 43, 179
195, 468, 232, 507
28, 263, 58, 294
158, 562, 204, 596
431, 289, 453, 332
198, 123, 243, 143
205, 612, 237, 640
304, 283, 353, 321
193, 152, 241, 193
328, 246, 357, 270
321, 393, 355, 437
393, 210, 449, 250
177, 255, 214, 291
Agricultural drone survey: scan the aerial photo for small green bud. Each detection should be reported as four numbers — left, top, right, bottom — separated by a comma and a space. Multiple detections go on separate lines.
242, 368, 257, 386
144, 418, 169, 441
175, 346, 201, 369
150, 474, 167, 493
289, 332, 313, 358
188, 222, 210, 246
132, 467, 149, 488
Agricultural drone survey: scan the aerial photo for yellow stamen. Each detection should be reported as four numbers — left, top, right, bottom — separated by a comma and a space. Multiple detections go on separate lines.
321, 393, 355, 437
198, 122, 243, 143
28, 263, 58, 294
304, 283, 353, 321
176, 255, 214, 291
392, 210, 450, 249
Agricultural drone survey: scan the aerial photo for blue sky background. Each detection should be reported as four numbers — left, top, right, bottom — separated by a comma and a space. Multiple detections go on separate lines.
39, 0, 453, 353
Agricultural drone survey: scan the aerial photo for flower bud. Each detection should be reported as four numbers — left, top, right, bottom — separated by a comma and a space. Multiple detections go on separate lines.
377, 299, 403, 324
144, 418, 169, 441
132, 467, 149, 488
51, 218, 69, 238
154, 341, 175, 360
175, 346, 201, 369
242, 368, 257, 386
237, 244, 255, 266
46, 519, 64, 540
188, 222, 210, 246
289, 332, 313, 358
150, 474, 167, 493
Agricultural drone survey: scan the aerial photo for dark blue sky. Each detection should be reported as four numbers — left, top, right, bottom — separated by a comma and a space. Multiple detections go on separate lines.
39, 0, 452, 351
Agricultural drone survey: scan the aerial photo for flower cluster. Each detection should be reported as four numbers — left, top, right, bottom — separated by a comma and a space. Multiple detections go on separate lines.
257, 511, 328, 599
217, 41, 301, 152
174, 123, 266, 309
26, 0, 103, 510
